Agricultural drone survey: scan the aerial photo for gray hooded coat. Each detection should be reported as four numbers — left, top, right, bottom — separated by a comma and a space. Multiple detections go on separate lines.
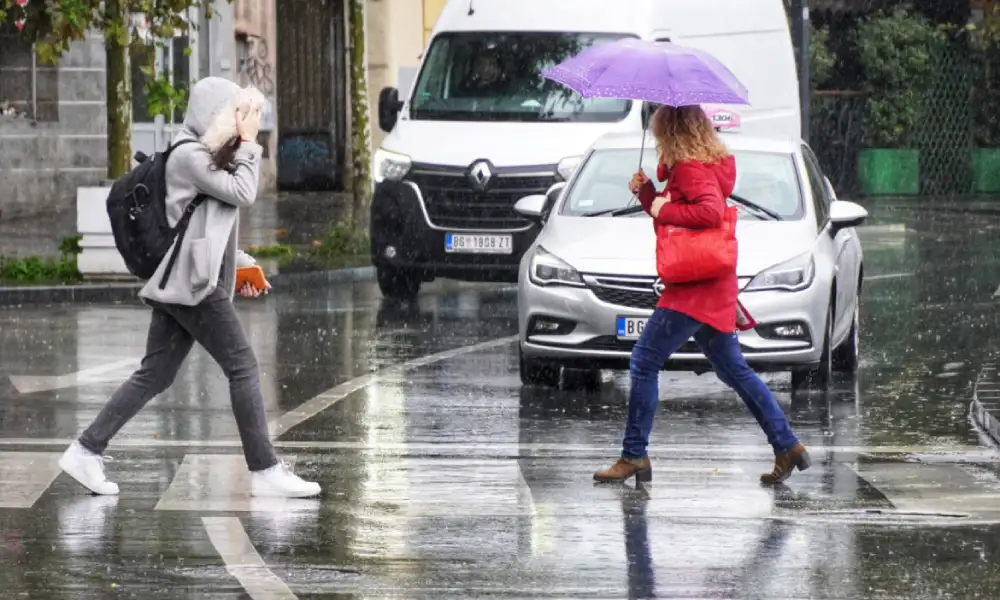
138, 77, 262, 306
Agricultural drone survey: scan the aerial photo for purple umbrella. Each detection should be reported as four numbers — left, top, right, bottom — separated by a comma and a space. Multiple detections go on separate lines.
541, 38, 749, 107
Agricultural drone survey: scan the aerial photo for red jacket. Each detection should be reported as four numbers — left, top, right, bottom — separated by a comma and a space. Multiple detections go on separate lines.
638, 156, 750, 333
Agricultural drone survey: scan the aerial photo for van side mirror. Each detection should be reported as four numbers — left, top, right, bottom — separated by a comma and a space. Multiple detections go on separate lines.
378, 87, 404, 132
829, 200, 867, 235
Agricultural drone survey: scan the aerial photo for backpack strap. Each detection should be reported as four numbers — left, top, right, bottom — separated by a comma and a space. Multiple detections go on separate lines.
157, 194, 208, 290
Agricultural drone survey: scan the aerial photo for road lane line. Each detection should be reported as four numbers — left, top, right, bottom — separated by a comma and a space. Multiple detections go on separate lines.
269, 335, 518, 438
9, 357, 137, 394
202, 516, 297, 600
865, 272, 914, 282
0, 452, 62, 508
0, 438, 994, 457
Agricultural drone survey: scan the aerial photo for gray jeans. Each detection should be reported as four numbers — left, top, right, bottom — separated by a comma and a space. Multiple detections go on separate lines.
79, 287, 279, 471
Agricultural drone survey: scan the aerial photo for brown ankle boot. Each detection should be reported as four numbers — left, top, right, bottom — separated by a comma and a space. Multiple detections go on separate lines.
760, 443, 811, 485
594, 457, 652, 483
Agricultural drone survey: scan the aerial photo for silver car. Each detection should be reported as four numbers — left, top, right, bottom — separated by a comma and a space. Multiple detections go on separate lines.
514, 131, 869, 390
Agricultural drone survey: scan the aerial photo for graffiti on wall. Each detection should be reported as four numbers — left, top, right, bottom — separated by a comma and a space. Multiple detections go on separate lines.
277, 133, 337, 190
238, 34, 275, 97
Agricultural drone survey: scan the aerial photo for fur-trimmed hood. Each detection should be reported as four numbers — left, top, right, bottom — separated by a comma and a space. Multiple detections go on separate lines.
183, 76, 267, 153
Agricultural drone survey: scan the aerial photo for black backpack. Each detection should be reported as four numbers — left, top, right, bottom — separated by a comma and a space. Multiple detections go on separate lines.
106, 139, 207, 290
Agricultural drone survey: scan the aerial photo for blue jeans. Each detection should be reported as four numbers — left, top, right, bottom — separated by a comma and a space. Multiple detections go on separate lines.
622, 308, 800, 458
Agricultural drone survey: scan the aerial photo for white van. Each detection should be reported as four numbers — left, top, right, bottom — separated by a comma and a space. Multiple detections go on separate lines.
370, 0, 799, 299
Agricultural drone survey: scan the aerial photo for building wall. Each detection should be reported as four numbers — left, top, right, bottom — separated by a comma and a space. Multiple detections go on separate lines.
234, 0, 278, 190
0, 29, 107, 219
367, 0, 427, 151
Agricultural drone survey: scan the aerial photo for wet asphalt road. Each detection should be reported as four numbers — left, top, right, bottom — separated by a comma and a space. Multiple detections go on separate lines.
3, 206, 1000, 598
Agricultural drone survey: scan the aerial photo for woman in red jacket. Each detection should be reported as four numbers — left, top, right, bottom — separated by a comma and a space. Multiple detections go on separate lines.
593, 105, 810, 486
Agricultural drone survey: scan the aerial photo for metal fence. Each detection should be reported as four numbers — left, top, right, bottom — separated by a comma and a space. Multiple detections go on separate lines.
808, 12, 1000, 199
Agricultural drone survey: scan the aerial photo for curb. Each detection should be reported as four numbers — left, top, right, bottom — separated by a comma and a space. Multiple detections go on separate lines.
0, 266, 375, 307
971, 364, 1000, 446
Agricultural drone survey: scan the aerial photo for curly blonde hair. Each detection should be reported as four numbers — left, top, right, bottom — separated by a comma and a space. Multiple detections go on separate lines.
650, 105, 730, 168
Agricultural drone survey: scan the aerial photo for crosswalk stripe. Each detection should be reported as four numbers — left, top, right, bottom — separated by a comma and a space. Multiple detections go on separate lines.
154, 454, 311, 513
203, 516, 297, 599
850, 463, 1000, 518
0, 452, 62, 508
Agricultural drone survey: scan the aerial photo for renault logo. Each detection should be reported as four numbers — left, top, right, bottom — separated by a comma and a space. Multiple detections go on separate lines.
467, 160, 494, 191
652, 278, 665, 296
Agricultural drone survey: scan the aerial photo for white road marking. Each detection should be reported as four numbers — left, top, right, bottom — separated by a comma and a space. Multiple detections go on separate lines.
0, 452, 63, 508
850, 463, 1000, 518
8, 357, 137, 394
269, 335, 518, 438
155, 454, 316, 512
202, 516, 297, 600
0, 438, 993, 458
865, 272, 914, 282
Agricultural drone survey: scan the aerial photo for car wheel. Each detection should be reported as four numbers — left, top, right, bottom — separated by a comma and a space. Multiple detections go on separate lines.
562, 367, 602, 391
376, 264, 421, 300
832, 300, 860, 373
791, 302, 833, 390
519, 347, 559, 387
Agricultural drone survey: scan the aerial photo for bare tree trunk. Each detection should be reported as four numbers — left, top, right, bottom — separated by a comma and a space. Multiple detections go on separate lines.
104, 0, 132, 181
348, 0, 371, 229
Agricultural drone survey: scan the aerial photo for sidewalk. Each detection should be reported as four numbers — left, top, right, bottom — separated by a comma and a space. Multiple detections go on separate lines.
0, 191, 355, 258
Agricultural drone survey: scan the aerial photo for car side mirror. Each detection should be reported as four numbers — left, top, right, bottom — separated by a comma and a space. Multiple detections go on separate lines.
540, 181, 567, 221
823, 175, 838, 202
829, 200, 868, 235
514, 194, 548, 223
378, 87, 404, 133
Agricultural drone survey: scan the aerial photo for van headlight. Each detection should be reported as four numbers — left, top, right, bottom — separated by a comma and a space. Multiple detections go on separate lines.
556, 156, 582, 181
745, 252, 815, 292
373, 148, 411, 183
529, 246, 585, 287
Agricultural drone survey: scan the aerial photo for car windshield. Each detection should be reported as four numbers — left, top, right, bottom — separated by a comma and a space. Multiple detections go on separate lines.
409, 32, 633, 123
560, 148, 804, 219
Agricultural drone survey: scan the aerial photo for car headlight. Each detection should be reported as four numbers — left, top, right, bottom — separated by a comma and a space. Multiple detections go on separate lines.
556, 156, 582, 181
373, 148, 411, 183
744, 252, 815, 292
528, 246, 585, 287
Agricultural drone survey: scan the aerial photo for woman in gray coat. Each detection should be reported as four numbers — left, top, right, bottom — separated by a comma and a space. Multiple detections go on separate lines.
59, 77, 320, 498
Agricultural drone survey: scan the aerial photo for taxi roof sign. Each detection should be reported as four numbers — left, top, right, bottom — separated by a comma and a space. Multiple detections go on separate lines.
702, 105, 742, 132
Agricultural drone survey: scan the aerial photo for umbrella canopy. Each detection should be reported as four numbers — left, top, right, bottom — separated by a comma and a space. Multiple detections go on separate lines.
541, 38, 750, 107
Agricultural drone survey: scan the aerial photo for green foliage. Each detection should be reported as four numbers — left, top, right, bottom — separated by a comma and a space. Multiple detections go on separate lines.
1, 0, 227, 177
312, 222, 370, 259
809, 23, 836, 89
246, 243, 294, 259
0, 236, 82, 284
854, 9, 946, 148
143, 70, 188, 119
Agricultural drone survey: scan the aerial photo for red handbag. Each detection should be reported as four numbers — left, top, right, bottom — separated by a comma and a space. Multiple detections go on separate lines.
656, 206, 738, 284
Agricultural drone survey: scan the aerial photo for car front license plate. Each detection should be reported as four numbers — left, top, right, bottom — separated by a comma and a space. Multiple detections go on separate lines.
444, 233, 513, 254
616, 316, 648, 340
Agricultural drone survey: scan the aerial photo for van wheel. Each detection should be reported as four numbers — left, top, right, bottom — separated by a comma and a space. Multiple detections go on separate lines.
519, 347, 559, 387
833, 300, 860, 373
791, 303, 833, 390
377, 265, 421, 300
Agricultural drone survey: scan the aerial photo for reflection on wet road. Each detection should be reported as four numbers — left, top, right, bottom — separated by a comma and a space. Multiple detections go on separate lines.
2, 208, 1000, 597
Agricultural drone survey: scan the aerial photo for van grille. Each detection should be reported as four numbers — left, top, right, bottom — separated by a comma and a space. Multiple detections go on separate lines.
407, 166, 556, 230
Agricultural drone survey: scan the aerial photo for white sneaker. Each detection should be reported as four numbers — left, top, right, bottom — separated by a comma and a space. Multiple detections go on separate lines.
58, 442, 119, 495
251, 462, 321, 498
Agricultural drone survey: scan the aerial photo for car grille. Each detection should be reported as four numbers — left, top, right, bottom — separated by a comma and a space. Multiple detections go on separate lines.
407, 167, 556, 230
588, 276, 660, 310
578, 336, 701, 353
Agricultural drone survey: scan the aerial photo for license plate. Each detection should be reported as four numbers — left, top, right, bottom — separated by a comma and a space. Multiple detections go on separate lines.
616, 316, 648, 340
445, 233, 513, 254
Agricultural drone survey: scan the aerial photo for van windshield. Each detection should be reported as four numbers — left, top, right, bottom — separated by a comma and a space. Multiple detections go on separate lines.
410, 32, 632, 123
